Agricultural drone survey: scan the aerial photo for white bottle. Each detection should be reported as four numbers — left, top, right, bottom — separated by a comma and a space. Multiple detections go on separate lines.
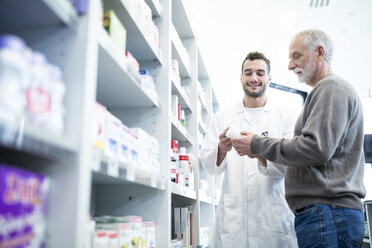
170, 148, 177, 183
0, 34, 29, 124
225, 125, 241, 138
26, 51, 52, 127
179, 147, 189, 188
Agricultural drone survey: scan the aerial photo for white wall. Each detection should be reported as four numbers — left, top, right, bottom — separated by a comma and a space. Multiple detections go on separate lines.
187, 0, 372, 110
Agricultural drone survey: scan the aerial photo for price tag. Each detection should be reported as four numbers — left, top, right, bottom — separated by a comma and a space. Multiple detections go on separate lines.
151, 174, 157, 188
107, 158, 119, 177
91, 149, 101, 172
127, 163, 135, 182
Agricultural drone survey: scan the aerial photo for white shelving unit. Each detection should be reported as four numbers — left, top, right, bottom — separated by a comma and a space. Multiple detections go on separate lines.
0, 0, 220, 247
0, 0, 100, 247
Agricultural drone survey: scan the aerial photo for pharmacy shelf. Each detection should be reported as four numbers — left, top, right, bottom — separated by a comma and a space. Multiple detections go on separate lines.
145, 0, 162, 18
197, 48, 209, 81
91, 152, 166, 191
0, 0, 221, 246
171, 182, 197, 200
172, 80, 192, 111
97, 28, 159, 108
0, 119, 76, 162
171, 24, 191, 78
171, 116, 194, 147
172, 0, 194, 39
104, 0, 162, 64
0, 0, 78, 31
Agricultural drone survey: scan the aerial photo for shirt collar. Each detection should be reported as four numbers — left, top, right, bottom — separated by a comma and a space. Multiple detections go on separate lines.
237, 98, 273, 113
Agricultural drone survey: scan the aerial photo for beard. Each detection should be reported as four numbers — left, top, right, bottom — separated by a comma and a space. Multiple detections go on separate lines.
294, 58, 316, 83
243, 82, 267, 98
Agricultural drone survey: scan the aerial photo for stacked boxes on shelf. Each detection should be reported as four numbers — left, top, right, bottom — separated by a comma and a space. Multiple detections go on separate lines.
91, 215, 156, 248
171, 94, 189, 128
172, 207, 192, 247
140, 69, 158, 103
121, 0, 161, 57
92, 101, 160, 175
170, 140, 195, 192
103, 6, 158, 100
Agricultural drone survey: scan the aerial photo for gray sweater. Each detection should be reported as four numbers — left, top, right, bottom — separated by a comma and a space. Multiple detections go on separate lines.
251, 74, 366, 211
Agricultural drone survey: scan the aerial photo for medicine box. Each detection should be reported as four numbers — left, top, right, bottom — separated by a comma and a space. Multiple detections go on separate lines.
0, 164, 50, 248
103, 10, 127, 54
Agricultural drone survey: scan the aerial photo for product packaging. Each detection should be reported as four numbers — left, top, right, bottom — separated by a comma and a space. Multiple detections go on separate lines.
180, 110, 185, 126
0, 34, 28, 124
118, 123, 132, 164
0, 164, 50, 248
92, 101, 107, 150
144, 221, 156, 248
103, 10, 127, 54
103, 111, 122, 158
171, 140, 179, 183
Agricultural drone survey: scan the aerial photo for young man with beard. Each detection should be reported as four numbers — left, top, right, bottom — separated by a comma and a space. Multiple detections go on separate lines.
231, 30, 366, 247
201, 51, 298, 247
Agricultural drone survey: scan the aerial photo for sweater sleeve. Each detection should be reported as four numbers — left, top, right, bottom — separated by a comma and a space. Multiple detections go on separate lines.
251, 80, 352, 167
258, 108, 296, 176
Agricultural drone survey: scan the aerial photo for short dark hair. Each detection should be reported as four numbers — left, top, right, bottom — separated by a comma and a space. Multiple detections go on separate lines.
241, 51, 270, 74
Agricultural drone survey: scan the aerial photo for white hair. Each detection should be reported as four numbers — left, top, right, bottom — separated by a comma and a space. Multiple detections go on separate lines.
297, 29, 334, 63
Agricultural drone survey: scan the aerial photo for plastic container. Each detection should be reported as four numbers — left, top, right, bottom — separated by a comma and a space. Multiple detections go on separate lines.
0, 34, 29, 123
179, 147, 189, 188
25, 51, 52, 127
225, 125, 241, 138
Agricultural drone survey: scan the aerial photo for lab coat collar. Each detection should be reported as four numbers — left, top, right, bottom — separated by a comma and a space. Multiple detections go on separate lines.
237, 98, 273, 113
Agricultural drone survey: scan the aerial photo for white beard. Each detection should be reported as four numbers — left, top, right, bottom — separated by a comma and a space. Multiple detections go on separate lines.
294, 58, 316, 83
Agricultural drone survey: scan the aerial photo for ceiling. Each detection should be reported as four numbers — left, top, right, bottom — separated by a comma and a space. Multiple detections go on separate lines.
188, 0, 372, 109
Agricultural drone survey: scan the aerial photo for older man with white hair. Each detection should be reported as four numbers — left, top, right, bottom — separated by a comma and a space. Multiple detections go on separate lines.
230, 29, 366, 247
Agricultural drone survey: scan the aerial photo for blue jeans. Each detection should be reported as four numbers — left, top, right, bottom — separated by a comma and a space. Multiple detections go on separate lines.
294, 204, 364, 248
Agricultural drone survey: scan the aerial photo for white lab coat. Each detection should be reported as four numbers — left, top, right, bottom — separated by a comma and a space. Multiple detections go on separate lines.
201, 100, 298, 248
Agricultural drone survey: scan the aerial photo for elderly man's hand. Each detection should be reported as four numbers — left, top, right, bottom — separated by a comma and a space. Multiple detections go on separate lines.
231, 131, 256, 156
